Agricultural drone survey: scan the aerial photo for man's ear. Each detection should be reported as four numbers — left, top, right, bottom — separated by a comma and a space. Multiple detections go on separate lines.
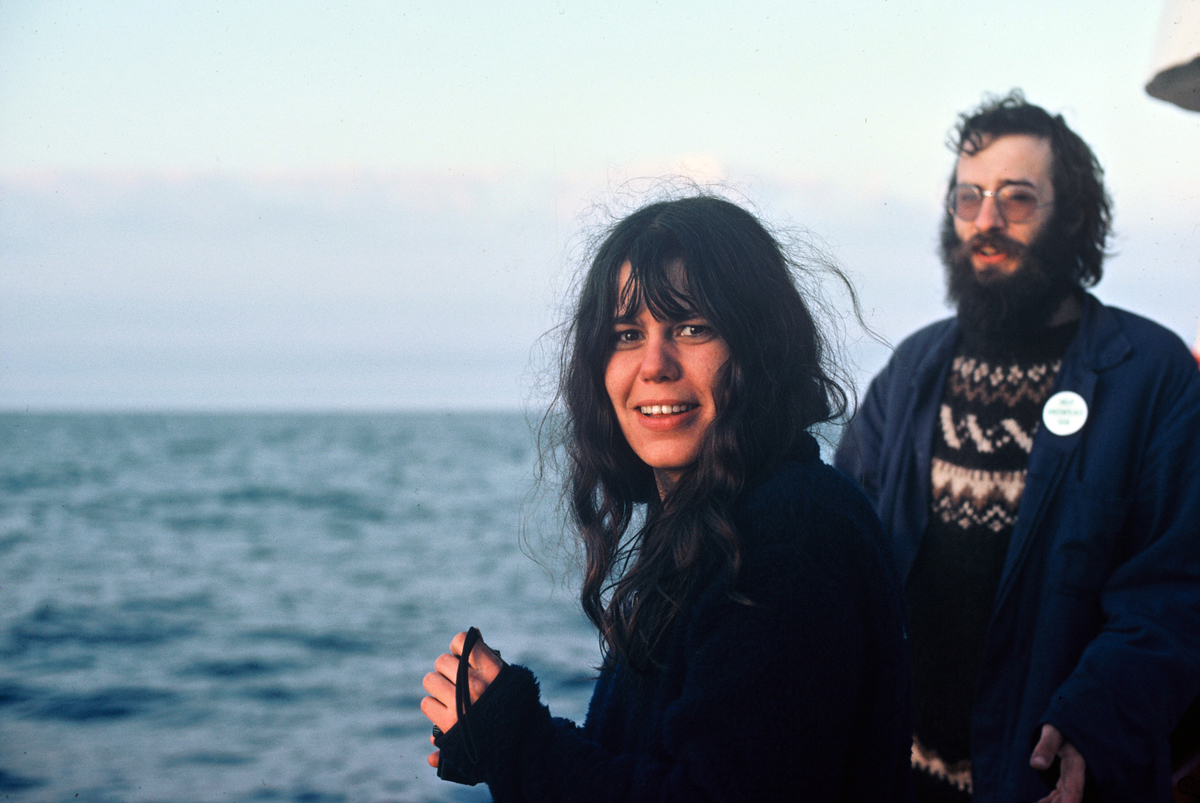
1061, 206, 1085, 238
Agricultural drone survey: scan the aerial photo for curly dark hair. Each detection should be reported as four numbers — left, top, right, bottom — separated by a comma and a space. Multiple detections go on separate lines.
552, 194, 854, 673
946, 89, 1112, 287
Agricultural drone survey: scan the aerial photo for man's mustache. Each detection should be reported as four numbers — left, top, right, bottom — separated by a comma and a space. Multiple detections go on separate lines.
955, 231, 1029, 262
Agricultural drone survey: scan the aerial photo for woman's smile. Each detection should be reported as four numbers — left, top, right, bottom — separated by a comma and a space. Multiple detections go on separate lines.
637, 403, 698, 416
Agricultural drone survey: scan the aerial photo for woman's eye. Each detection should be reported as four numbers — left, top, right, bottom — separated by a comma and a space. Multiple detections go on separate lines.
677, 324, 711, 339
613, 329, 641, 348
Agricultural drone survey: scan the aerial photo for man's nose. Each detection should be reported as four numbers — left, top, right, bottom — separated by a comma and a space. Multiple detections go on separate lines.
974, 193, 1005, 230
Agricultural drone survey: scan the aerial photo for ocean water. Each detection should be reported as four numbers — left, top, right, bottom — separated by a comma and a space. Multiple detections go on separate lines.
0, 412, 599, 803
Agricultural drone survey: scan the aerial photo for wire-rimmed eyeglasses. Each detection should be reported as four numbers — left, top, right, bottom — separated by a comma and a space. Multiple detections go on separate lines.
947, 184, 1052, 224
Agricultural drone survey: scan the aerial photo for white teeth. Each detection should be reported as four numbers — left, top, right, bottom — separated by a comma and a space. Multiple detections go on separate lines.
638, 404, 694, 415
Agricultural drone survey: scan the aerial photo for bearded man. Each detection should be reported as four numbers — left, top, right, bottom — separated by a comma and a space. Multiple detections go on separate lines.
835, 91, 1200, 803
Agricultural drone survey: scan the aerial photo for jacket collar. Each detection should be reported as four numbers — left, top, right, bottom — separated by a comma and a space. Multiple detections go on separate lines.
1071, 292, 1132, 373
912, 318, 961, 391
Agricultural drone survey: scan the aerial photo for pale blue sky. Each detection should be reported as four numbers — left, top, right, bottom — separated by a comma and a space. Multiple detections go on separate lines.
2, 1, 1198, 409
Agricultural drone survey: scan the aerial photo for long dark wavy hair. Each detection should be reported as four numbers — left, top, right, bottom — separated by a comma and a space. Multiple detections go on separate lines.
945, 89, 1113, 288
553, 194, 854, 673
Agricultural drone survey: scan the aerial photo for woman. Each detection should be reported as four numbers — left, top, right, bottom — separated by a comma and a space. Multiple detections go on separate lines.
422, 195, 912, 802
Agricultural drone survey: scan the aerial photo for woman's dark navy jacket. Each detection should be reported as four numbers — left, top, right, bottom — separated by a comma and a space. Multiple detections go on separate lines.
435, 436, 914, 802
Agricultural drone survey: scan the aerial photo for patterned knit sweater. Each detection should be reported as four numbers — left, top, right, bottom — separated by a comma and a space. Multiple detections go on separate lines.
905, 322, 1078, 798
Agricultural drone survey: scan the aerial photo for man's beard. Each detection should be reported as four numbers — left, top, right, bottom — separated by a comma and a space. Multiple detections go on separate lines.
940, 215, 1077, 338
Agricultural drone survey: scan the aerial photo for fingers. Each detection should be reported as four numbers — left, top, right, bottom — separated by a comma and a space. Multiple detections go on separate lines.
423, 665, 456, 706
433, 651, 460, 680
446, 631, 505, 699
1030, 723, 1062, 771
421, 673, 456, 734
1056, 742, 1086, 803
1031, 724, 1086, 803
449, 631, 503, 669
427, 749, 440, 768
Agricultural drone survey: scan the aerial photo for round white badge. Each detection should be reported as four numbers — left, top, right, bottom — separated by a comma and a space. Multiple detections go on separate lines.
1042, 391, 1088, 436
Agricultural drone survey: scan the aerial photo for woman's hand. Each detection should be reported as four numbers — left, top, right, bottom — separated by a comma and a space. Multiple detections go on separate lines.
420, 630, 505, 768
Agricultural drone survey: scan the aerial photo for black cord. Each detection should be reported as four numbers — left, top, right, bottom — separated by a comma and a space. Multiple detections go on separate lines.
455, 627, 482, 765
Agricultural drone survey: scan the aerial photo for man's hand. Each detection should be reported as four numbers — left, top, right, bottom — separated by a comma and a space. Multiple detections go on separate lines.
1030, 723, 1086, 803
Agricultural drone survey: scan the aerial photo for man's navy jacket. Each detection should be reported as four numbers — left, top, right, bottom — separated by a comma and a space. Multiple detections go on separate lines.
834, 293, 1200, 802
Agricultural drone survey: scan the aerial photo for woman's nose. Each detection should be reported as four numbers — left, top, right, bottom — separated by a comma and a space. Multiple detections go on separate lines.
639, 335, 681, 382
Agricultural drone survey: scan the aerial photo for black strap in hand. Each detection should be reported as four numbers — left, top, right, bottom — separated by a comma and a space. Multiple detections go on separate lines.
434, 627, 488, 785
455, 626, 482, 765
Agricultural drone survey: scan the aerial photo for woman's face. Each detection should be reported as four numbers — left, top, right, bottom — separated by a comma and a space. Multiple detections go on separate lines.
604, 262, 730, 488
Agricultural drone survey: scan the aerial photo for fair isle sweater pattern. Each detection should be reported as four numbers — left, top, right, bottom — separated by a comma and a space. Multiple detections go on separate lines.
929, 355, 1061, 534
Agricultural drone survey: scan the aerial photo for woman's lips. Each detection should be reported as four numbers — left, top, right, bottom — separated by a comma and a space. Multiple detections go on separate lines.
637, 403, 698, 416
632, 403, 700, 431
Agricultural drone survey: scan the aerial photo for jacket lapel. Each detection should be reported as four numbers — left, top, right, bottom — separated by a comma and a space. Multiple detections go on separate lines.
991, 295, 1131, 614
895, 323, 959, 579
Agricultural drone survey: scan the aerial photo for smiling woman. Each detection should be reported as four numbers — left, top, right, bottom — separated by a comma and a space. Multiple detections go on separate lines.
421, 193, 914, 802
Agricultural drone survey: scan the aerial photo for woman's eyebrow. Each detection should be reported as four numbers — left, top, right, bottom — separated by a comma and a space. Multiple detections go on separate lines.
613, 304, 705, 326
613, 312, 639, 325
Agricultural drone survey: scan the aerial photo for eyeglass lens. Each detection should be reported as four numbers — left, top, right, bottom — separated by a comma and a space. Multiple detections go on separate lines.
950, 185, 1041, 223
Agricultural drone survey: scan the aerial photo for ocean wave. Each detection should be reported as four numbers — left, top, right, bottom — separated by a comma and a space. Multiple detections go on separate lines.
0, 769, 43, 793
178, 658, 300, 680
33, 685, 180, 722
0, 463, 101, 494
242, 626, 379, 656
3, 598, 209, 656
218, 487, 388, 522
